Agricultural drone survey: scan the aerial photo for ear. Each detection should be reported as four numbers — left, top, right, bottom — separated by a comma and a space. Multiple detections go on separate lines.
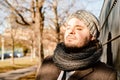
90, 35, 95, 41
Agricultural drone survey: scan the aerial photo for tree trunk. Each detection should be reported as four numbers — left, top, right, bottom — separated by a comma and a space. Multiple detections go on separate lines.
34, 0, 44, 77
11, 33, 15, 64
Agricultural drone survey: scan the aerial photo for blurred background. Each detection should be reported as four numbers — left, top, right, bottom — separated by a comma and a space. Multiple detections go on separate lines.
0, 0, 119, 79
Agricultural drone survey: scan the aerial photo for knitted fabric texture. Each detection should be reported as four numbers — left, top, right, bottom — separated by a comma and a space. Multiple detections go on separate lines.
53, 40, 102, 71
66, 10, 100, 39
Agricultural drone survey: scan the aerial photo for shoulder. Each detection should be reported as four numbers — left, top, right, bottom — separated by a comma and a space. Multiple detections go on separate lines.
93, 61, 117, 80
36, 55, 61, 80
95, 61, 116, 73
41, 55, 60, 72
42, 55, 55, 65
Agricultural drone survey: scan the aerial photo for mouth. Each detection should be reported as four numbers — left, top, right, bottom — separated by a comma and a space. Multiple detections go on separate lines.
66, 36, 76, 40
67, 37, 75, 40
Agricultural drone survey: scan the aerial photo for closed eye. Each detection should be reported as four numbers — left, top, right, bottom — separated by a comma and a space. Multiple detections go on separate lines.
75, 26, 83, 30
76, 27, 82, 30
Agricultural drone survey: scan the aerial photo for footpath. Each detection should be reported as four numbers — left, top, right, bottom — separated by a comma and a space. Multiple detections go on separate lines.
0, 65, 37, 80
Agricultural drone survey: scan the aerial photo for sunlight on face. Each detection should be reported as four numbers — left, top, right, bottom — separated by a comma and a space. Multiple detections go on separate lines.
64, 18, 93, 48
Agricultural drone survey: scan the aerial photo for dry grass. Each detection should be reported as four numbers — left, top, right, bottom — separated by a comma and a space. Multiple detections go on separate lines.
18, 72, 36, 80
0, 56, 39, 73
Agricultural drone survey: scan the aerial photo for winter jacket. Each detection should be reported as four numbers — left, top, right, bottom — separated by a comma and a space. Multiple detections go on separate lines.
36, 56, 117, 80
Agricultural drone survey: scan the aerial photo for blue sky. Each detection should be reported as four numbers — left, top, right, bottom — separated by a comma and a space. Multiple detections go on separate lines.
82, 0, 104, 17
58, 0, 104, 18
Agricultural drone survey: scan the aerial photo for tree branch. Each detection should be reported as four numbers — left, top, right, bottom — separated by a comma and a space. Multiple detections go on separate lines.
4, 0, 30, 25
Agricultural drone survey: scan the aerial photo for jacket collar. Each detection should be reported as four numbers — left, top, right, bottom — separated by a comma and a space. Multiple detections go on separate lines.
69, 68, 94, 79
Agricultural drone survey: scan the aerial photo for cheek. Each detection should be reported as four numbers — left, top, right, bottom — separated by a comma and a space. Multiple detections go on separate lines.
77, 31, 91, 41
76, 32, 84, 39
64, 32, 68, 39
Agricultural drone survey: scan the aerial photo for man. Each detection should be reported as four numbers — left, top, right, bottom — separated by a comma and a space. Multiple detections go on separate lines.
36, 10, 117, 80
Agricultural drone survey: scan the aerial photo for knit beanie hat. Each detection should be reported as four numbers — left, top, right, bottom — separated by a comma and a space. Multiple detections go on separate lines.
66, 10, 100, 39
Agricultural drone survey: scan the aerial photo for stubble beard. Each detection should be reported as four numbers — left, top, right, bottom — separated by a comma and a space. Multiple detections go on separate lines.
64, 38, 90, 49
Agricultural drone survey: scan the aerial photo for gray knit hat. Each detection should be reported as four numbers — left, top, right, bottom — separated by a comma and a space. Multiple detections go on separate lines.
66, 10, 100, 39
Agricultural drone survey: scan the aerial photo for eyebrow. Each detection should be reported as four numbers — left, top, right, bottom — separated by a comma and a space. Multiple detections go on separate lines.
74, 25, 85, 28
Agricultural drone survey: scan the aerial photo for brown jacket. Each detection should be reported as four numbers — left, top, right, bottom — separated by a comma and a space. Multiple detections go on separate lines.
36, 56, 117, 80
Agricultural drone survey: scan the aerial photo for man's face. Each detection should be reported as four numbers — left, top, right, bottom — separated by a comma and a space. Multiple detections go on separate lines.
64, 18, 93, 48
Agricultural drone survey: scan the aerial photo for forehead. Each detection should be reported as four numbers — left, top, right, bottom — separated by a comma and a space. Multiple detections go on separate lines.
66, 17, 87, 28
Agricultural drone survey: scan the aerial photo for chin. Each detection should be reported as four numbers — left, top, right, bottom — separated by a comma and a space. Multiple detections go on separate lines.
65, 43, 79, 48
64, 41, 85, 48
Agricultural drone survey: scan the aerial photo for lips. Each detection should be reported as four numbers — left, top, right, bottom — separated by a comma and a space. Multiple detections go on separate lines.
66, 35, 76, 40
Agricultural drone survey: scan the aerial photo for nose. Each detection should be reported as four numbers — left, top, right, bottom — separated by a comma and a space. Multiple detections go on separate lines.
69, 27, 75, 34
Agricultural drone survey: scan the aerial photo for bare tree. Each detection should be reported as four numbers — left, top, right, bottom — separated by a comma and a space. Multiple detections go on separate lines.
5, 13, 18, 64
1, 0, 45, 64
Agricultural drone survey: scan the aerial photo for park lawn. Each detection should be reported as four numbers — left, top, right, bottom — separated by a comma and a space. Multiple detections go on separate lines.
0, 57, 39, 73
18, 72, 36, 80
